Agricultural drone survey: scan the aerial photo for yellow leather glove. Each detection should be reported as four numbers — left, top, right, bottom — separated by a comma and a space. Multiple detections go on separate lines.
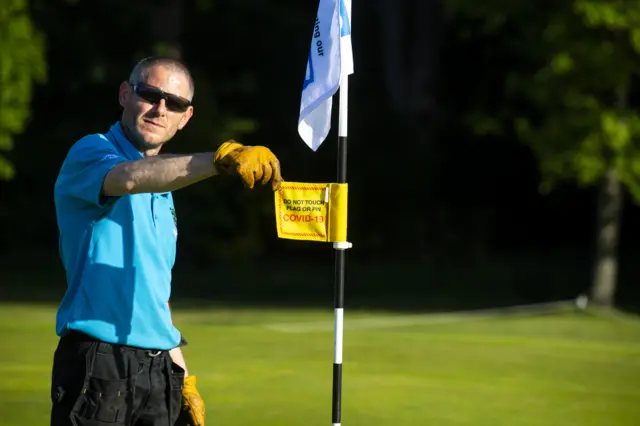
213, 140, 283, 191
180, 375, 205, 426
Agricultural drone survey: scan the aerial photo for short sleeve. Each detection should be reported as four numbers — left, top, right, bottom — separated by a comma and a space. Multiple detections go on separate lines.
55, 134, 128, 208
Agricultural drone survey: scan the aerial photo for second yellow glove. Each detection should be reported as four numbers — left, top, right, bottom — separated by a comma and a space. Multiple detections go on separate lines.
179, 375, 205, 426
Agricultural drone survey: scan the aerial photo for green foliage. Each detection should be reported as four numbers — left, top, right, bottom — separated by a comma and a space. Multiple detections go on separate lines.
446, 0, 640, 202
0, 0, 46, 180
575, 0, 640, 31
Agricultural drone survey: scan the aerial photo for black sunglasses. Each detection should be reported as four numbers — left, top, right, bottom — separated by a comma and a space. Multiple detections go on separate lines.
129, 81, 192, 113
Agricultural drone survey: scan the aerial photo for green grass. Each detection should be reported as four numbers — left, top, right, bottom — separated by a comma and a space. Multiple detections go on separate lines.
1, 303, 639, 426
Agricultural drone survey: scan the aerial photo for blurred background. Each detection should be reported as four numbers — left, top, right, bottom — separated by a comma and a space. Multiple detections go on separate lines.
2, 1, 640, 425
2, 0, 640, 311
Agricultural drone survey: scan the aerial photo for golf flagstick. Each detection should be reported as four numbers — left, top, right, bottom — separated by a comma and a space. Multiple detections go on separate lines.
331, 1, 352, 424
332, 70, 349, 426
275, 0, 354, 423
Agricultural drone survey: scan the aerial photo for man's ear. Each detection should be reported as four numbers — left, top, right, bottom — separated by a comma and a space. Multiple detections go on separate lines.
178, 106, 194, 131
119, 81, 132, 108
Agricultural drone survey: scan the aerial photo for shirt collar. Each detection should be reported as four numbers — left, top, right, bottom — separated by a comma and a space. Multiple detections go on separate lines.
108, 122, 144, 161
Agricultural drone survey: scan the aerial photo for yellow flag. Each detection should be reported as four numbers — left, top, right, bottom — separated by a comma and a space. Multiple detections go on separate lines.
274, 182, 348, 242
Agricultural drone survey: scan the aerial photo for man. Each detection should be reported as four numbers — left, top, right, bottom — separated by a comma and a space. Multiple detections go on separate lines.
51, 56, 282, 426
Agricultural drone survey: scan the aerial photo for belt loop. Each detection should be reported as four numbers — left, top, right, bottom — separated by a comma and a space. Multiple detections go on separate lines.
97, 342, 109, 355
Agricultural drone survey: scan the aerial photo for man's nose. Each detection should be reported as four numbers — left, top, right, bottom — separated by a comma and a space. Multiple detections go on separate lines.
154, 98, 168, 115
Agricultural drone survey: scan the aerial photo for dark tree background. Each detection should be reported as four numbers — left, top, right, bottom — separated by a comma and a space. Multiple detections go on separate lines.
1, 0, 639, 312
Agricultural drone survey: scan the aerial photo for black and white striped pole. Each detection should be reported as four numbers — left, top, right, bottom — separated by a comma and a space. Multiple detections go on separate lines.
332, 62, 352, 426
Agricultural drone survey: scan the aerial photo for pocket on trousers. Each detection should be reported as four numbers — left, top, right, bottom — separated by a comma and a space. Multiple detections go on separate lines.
169, 362, 185, 391
168, 362, 185, 424
51, 340, 97, 425
71, 377, 130, 425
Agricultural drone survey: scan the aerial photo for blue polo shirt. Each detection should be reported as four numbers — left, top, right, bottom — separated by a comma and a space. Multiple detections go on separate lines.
53, 122, 182, 350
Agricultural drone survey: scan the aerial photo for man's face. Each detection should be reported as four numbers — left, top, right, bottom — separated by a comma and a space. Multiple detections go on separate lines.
119, 65, 193, 151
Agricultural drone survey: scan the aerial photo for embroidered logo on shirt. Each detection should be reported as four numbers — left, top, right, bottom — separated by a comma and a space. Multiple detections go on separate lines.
100, 154, 120, 161
170, 207, 178, 237
170, 207, 178, 226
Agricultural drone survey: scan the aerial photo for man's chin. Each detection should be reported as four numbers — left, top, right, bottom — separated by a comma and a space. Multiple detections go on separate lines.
137, 131, 166, 148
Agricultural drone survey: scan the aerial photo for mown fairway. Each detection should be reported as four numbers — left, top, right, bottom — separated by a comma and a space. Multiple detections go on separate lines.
1, 303, 639, 426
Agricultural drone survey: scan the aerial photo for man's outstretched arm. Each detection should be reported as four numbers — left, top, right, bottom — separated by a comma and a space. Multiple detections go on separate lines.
102, 141, 282, 196
103, 153, 218, 196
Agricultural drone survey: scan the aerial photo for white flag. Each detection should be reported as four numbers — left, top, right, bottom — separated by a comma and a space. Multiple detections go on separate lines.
298, 0, 354, 151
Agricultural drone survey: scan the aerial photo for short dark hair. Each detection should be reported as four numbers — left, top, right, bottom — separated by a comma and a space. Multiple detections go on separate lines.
129, 56, 195, 100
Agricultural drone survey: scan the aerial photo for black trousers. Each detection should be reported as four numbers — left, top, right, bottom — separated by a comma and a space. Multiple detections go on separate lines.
50, 331, 184, 426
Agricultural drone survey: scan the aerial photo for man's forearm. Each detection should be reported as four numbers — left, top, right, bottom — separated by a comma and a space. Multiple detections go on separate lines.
169, 346, 189, 376
103, 153, 218, 196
